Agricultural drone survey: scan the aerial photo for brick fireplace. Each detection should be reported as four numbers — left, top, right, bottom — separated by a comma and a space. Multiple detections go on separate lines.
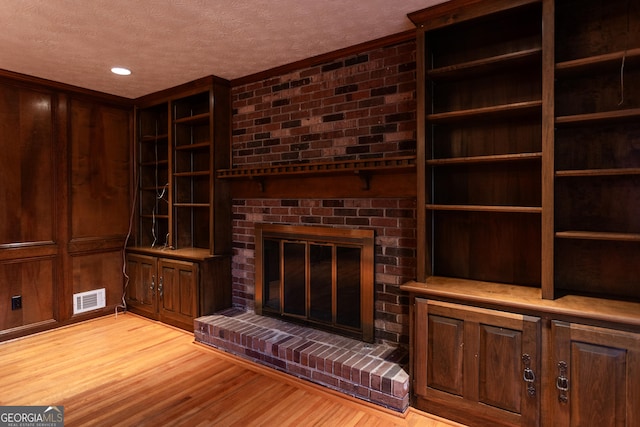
195, 36, 418, 411
227, 36, 418, 346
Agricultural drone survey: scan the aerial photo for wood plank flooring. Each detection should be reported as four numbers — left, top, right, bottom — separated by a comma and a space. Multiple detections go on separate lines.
0, 313, 463, 427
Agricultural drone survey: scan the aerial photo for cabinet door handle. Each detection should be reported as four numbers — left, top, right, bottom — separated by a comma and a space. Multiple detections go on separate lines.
158, 276, 163, 298
150, 275, 155, 293
556, 361, 569, 403
522, 354, 536, 397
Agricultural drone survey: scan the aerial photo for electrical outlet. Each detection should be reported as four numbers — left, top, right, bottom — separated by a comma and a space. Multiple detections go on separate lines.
11, 295, 22, 310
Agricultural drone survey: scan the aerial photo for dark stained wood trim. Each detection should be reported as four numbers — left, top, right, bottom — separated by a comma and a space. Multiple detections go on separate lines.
134, 75, 231, 107
0, 68, 132, 107
0, 244, 58, 261
67, 235, 128, 254
415, 28, 428, 282
0, 319, 59, 342
231, 30, 416, 87
229, 170, 416, 199
408, 0, 540, 30
540, 0, 555, 300
402, 278, 640, 333
219, 156, 415, 179
55, 93, 70, 322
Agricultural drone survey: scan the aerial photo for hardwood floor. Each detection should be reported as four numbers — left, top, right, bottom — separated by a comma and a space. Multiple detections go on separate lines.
0, 313, 463, 426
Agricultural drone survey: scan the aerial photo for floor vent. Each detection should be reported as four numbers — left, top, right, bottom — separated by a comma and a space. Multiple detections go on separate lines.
73, 289, 106, 314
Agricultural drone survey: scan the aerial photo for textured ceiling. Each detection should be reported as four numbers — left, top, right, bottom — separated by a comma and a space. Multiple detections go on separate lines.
0, 0, 448, 99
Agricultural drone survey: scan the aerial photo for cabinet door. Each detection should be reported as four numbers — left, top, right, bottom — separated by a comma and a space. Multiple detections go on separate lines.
158, 258, 198, 329
551, 321, 640, 427
415, 299, 540, 427
125, 254, 157, 318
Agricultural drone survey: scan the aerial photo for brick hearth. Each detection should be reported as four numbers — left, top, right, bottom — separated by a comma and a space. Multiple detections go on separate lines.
194, 308, 410, 412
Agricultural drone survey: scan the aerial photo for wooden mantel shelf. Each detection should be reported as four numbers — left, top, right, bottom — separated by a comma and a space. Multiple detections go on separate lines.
217, 156, 415, 190
218, 156, 416, 177
401, 277, 640, 331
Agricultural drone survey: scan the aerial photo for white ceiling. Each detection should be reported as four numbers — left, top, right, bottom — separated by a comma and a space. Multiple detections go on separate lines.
0, 0, 447, 99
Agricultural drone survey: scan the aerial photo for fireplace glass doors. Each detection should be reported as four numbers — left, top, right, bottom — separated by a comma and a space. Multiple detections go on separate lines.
256, 224, 374, 342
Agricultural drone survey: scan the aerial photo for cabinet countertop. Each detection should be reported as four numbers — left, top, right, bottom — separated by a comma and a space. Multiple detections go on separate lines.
126, 246, 225, 262
402, 277, 640, 331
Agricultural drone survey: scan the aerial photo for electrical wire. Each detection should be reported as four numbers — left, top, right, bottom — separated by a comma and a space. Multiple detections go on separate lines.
116, 169, 139, 317
619, 55, 626, 106
150, 120, 169, 248
151, 207, 157, 248
619, 0, 630, 106
118, 115, 170, 316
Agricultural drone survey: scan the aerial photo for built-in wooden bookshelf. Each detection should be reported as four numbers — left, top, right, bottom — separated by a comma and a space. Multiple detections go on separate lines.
126, 78, 232, 331
415, 0, 543, 288
404, 0, 640, 425
136, 104, 170, 249
554, 0, 640, 302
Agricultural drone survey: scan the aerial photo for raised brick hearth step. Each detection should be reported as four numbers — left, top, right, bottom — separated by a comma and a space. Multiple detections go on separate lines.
194, 308, 410, 412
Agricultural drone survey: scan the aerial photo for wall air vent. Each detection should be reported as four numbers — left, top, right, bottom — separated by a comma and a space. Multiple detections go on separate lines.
73, 288, 106, 314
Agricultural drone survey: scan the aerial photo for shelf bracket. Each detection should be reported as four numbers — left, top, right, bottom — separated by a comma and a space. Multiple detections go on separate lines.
355, 170, 371, 191
252, 177, 265, 192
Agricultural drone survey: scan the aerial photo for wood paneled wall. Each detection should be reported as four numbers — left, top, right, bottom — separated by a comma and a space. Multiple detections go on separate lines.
0, 74, 132, 340
67, 98, 131, 318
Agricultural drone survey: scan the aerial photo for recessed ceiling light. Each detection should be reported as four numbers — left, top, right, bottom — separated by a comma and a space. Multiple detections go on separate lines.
111, 67, 131, 76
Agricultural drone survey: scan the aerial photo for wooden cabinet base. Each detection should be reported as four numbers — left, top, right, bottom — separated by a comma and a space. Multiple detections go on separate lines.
405, 289, 640, 426
125, 248, 230, 331
413, 299, 540, 427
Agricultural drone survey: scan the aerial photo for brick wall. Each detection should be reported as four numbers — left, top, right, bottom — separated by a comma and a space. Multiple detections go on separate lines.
230, 39, 417, 346
232, 40, 417, 166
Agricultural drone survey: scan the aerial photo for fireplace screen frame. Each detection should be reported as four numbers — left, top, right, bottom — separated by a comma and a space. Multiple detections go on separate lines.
255, 223, 374, 342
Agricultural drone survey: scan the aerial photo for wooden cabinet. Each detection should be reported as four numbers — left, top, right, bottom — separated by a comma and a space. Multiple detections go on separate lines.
551, 321, 640, 427
127, 77, 232, 327
408, 294, 640, 427
157, 258, 198, 327
125, 253, 157, 318
414, 299, 540, 427
125, 250, 230, 331
404, 0, 640, 425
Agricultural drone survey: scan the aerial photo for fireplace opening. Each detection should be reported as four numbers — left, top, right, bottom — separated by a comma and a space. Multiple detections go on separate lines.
256, 224, 374, 342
